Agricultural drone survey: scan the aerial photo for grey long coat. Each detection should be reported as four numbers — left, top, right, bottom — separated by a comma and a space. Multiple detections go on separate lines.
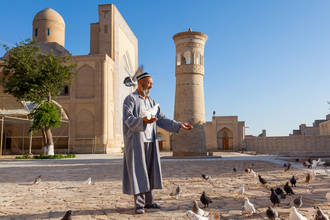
122, 90, 181, 195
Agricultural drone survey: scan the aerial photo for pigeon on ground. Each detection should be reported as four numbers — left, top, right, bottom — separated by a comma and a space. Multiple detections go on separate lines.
61, 210, 72, 220
238, 184, 245, 195
245, 168, 250, 173
289, 206, 307, 220
86, 177, 92, 185
290, 176, 297, 187
186, 210, 209, 220
200, 191, 212, 208
291, 196, 303, 208
192, 200, 209, 217
284, 182, 294, 195
326, 192, 330, 202
250, 169, 258, 178
283, 163, 288, 167
270, 188, 280, 207
314, 206, 329, 220
305, 173, 311, 184
285, 163, 292, 172
33, 175, 42, 185
304, 158, 313, 168
275, 187, 286, 199
233, 168, 237, 172
266, 206, 278, 220
201, 174, 210, 180
170, 185, 181, 200
242, 197, 256, 215
258, 175, 267, 185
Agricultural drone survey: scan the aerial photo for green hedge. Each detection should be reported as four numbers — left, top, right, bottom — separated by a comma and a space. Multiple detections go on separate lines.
16, 153, 76, 159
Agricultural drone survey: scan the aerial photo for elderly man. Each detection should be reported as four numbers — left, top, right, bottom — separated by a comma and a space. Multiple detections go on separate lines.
122, 72, 193, 214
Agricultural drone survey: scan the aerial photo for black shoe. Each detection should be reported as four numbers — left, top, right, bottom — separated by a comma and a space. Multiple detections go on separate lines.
135, 208, 145, 214
145, 203, 161, 209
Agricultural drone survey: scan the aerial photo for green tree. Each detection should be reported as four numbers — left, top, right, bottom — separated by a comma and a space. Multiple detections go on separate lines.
1, 40, 76, 155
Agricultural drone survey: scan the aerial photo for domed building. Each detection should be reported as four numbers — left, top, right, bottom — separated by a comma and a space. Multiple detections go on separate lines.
0, 4, 138, 154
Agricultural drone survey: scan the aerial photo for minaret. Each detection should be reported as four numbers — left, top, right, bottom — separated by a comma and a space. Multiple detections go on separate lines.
172, 28, 208, 156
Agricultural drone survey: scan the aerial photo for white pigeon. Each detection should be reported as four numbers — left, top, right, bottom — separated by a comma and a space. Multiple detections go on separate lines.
250, 169, 258, 178
311, 158, 326, 169
289, 206, 307, 220
192, 200, 209, 217
170, 185, 181, 200
140, 104, 159, 120
326, 192, 330, 202
86, 177, 92, 185
238, 184, 245, 195
314, 206, 329, 220
186, 210, 209, 220
243, 197, 256, 215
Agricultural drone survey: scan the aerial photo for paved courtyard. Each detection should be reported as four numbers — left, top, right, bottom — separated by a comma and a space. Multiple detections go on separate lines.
0, 152, 329, 219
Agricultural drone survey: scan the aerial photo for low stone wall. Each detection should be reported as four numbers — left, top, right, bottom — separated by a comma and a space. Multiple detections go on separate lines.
245, 135, 330, 156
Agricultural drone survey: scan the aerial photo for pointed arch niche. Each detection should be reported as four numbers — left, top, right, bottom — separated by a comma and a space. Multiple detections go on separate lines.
217, 127, 233, 150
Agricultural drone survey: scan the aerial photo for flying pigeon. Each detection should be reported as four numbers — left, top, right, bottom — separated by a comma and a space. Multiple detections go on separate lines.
266, 206, 278, 220
170, 185, 181, 200
289, 206, 307, 220
186, 210, 209, 220
33, 175, 42, 185
123, 65, 144, 87
242, 197, 256, 215
258, 175, 267, 185
314, 206, 329, 220
192, 200, 209, 217
200, 191, 212, 208
270, 188, 280, 207
284, 182, 294, 195
290, 176, 297, 187
61, 210, 72, 220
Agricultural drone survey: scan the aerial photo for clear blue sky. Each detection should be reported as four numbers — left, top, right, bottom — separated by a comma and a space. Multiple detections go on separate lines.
1, 0, 330, 136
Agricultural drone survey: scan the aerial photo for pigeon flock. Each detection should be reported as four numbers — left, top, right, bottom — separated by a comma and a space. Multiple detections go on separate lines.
184, 158, 330, 220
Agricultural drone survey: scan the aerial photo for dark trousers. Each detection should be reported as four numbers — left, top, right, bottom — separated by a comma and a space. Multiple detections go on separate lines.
134, 142, 155, 209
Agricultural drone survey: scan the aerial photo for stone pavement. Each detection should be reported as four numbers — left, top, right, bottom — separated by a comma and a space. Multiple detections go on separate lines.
0, 152, 329, 219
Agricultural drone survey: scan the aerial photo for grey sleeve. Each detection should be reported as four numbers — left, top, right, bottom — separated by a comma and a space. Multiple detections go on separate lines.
123, 96, 145, 132
156, 105, 181, 133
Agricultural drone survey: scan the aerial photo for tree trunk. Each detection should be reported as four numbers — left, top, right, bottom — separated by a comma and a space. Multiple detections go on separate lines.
44, 127, 54, 156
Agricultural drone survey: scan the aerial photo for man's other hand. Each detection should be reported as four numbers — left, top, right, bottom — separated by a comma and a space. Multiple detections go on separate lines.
180, 123, 193, 130
143, 117, 158, 124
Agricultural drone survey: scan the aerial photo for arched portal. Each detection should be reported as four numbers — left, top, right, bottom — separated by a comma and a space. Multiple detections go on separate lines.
217, 127, 233, 150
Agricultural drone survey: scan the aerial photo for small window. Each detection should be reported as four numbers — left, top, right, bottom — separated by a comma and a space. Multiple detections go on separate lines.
104, 25, 108, 33
35, 28, 38, 37
176, 54, 181, 66
195, 52, 201, 65
103, 10, 109, 18
184, 51, 191, 64
47, 28, 50, 36
59, 86, 69, 96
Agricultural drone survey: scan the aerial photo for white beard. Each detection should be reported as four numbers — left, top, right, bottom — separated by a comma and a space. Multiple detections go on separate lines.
141, 88, 150, 96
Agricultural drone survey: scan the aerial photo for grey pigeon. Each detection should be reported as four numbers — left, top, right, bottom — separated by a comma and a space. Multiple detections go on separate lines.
285, 163, 292, 172
292, 196, 303, 208
284, 182, 294, 195
275, 187, 286, 199
201, 174, 210, 180
290, 176, 297, 187
61, 210, 72, 220
33, 175, 41, 185
200, 191, 212, 208
314, 206, 329, 220
266, 206, 278, 220
270, 188, 280, 207
258, 175, 267, 185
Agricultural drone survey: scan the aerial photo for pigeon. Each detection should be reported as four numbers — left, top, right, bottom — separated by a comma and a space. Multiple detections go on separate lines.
266, 206, 278, 220
33, 175, 42, 185
86, 177, 92, 185
311, 158, 326, 169
285, 163, 292, 172
289, 206, 307, 220
258, 175, 267, 185
290, 176, 297, 187
284, 182, 294, 195
250, 169, 258, 178
270, 188, 280, 207
123, 65, 144, 87
275, 187, 286, 199
201, 174, 210, 180
291, 196, 303, 208
326, 192, 330, 202
186, 210, 209, 220
314, 206, 329, 220
170, 185, 181, 200
283, 163, 288, 167
238, 184, 245, 195
192, 200, 209, 217
233, 168, 237, 172
61, 210, 72, 220
304, 158, 313, 168
305, 173, 311, 184
245, 168, 251, 173
200, 191, 212, 208
243, 197, 256, 215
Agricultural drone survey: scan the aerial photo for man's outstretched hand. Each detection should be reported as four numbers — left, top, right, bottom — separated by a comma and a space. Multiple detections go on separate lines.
180, 123, 193, 130
143, 117, 158, 124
